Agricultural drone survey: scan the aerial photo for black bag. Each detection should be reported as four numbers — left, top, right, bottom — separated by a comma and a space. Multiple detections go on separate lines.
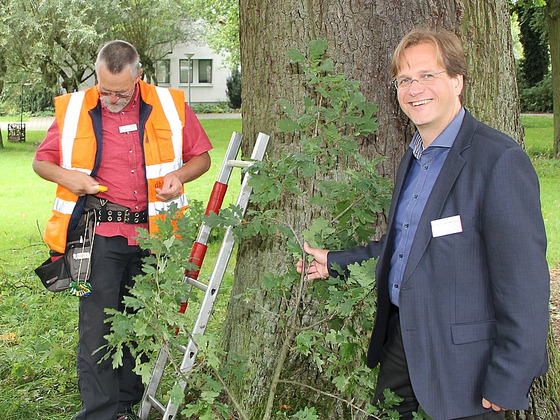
35, 212, 95, 292
35, 252, 71, 292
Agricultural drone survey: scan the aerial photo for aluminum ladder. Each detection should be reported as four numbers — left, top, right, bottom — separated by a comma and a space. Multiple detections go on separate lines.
138, 131, 270, 420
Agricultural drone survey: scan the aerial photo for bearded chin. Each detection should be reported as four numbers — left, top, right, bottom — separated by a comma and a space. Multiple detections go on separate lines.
101, 96, 129, 113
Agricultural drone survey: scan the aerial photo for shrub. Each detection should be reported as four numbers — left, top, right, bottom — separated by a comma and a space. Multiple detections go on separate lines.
520, 73, 553, 113
225, 69, 241, 110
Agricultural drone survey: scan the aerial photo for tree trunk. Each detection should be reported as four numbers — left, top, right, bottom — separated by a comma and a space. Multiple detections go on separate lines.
220, 0, 555, 418
546, 0, 560, 157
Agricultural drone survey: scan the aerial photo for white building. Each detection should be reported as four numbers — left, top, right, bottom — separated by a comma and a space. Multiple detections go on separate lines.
154, 43, 231, 106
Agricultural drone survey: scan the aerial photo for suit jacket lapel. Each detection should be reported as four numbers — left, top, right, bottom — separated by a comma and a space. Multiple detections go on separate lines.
400, 111, 477, 286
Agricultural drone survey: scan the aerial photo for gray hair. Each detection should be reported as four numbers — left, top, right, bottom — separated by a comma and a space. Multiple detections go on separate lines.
95, 40, 142, 77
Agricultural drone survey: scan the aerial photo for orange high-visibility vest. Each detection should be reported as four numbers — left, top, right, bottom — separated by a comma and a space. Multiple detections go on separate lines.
44, 80, 187, 253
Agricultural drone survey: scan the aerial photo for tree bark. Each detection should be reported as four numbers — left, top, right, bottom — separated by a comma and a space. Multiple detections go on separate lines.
220, 0, 554, 418
546, 0, 560, 157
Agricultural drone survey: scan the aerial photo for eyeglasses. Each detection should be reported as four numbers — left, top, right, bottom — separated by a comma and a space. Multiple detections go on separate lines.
97, 87, 135, 99
392, 71, 446, 90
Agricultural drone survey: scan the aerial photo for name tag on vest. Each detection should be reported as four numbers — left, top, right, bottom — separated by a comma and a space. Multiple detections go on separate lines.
119, 124, 138, 134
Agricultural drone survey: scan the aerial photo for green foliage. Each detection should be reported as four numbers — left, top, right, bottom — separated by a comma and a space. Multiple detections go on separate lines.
245, 39, 389, 250
1, 0, 117, 94
185, 0, 240, 69
226, 69, 242, 109
112, 0, 196, 84
190, 101, 234, 114
214, 39, 394, 418
0, 0, 197, 106
512, 0, 550, 87
102, 203, 247, 418
520, 73, 553, 113
102, 205, 202, 381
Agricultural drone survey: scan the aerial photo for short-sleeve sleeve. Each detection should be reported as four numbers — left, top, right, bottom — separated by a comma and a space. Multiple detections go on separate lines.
182, 104, 213, 161
34, 119, 61, 164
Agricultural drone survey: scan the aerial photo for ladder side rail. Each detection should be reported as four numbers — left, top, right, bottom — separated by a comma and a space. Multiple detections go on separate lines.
162, 226, 236, 419
179, 131, 242, 310
161, 133, 270, 419
138, 346, 171, 417
183, 131, 242, 284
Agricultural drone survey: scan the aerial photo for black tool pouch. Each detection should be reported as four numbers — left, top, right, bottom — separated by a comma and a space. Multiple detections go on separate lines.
35, 211, 95, 292
64, 213, 94, 285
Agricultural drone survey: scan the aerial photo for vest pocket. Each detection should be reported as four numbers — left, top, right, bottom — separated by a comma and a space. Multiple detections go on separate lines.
144, 127, 176, 164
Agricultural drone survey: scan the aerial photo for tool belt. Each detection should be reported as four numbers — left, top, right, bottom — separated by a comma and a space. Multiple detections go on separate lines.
85, 195, 148, 224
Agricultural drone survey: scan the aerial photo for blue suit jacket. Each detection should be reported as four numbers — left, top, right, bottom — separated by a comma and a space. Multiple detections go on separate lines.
328, 111, 549, 419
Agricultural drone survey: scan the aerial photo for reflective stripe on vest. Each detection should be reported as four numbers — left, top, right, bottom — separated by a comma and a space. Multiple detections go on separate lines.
53, 197, 78, 215
146, 86, 187, 219
61, 91, 88, 171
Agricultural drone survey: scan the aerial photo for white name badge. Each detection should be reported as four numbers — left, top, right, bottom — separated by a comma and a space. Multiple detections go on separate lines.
431, 215, 463, 238
119, 123, 138, 134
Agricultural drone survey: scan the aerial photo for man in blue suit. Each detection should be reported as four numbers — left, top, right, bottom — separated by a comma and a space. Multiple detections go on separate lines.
298, 28, 549, 420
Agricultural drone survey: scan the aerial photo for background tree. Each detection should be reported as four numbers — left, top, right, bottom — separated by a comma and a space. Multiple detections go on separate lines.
218, 0, 559, 418
111, 0, 196, 84
185, 0, 240, 69
512, 0, 550, 87
226, 68, 242, 109
1, 0, 117, 96
0, 0, 197, 110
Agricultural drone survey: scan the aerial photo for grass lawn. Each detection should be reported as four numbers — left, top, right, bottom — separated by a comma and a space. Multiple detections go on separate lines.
522, 115, 559, 268
0, 115, 29, 123
0, 115, 557, 418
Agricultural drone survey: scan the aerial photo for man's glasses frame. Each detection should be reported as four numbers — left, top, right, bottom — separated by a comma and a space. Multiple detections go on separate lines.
392, 71, 446, 90
97, 87, 135, 99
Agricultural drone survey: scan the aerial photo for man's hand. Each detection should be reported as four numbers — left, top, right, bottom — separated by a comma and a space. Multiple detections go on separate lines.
482, 398, 506, 412
154, 152, 211, 201
297, 242, 330, 280
155, 172, 183, 201
32, 158, 100, 196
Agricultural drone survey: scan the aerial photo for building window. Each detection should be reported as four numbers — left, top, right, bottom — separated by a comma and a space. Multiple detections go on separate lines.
179, 59, 193, 84
198, 59, 213, 83
179, 58, 213, 84
156, 59, 170, 84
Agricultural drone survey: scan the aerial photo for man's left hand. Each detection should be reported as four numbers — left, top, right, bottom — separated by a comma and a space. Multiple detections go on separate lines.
155, 172, 183, 201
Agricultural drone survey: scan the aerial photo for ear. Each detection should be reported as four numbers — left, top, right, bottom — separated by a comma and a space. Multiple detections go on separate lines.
454, 74, 464, 95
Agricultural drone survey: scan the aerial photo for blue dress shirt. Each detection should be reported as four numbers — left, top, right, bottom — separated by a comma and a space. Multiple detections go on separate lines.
388, 108, 465, 306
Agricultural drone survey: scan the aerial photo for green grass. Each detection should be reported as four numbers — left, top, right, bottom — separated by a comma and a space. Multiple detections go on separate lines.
187, 119, 243, 207
0, 115, 29, 123
0, 115, 558, 418
522, 114, 555, 157
520, 115, 560, 268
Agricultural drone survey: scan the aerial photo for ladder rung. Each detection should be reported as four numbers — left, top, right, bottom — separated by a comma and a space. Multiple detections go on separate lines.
183, 276, 208, 292
147, 394, 166, 415
228, 159, 253, 168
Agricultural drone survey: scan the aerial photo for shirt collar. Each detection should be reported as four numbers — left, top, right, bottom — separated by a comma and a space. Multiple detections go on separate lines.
410, 107, 466, 159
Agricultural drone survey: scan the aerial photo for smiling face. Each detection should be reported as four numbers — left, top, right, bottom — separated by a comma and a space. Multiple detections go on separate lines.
396, 42, 464, 146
